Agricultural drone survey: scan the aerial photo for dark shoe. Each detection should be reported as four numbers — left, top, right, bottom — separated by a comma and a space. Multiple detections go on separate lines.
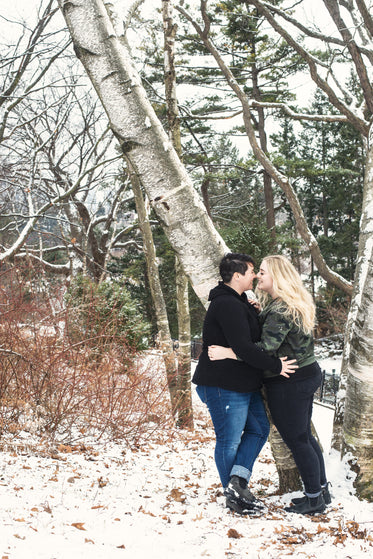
225, 497, 263, 515
224, 475, 258, 508
322, 482, 332, 505
285, 494, 326, 515
292, 482, 332, 506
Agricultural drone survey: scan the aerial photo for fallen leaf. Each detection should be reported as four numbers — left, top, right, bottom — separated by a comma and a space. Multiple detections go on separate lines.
71, 523, 86, 531
58, 444, 72, 453
228, 528, 243, 539
168, 488, 186, 503
42, 503, 52, 514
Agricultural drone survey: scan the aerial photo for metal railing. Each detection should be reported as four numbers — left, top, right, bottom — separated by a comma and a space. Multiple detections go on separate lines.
315, 369, 340, 406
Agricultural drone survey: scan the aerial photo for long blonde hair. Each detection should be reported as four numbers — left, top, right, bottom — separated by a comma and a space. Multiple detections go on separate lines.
256, 255, 316, 334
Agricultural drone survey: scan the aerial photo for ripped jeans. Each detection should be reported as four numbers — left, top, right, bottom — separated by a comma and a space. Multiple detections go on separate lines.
196, 385, 270, 488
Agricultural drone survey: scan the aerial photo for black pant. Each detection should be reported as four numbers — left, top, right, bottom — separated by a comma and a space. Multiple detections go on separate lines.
265, 363, 327, 495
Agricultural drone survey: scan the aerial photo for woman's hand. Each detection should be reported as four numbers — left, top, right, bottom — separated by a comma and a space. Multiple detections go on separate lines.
208, 345, 237, 361
248, 298, 261, 312
279, 357, 298, 378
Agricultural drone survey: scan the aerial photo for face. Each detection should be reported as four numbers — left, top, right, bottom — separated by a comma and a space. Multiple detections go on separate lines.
237, 263, 256, 293
256, 260, 274, 296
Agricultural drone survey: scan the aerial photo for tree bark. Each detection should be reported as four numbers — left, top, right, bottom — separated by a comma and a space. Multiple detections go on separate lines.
251, 64, 276, 247
339, 128, 373, 499
129, 166, 179, 419
262, 390, 302, 492
269, 427, 302, 493
175, 257, 193, 429
163, 0, 193, 429
57, 0, 228, 305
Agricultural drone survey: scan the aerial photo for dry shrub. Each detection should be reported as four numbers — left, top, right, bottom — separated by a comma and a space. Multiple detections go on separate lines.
0, 267, 172, 445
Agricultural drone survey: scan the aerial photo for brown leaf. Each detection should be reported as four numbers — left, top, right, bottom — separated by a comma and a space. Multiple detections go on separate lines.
58, 444, 72, 453
168, 488, 186, 503
71, 522, 86, 531
227, 528, 243, 539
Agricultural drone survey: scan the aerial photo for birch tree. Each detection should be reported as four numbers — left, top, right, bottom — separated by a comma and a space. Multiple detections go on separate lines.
57, 0, 228, 305
162, 0, 193, 429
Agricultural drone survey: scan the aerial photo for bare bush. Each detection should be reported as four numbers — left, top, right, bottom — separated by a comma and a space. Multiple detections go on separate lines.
0, 267, 172, 446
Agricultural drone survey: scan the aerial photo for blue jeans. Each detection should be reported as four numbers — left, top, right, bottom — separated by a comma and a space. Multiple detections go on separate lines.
265, 364, 326, 495
196, 385, 270, 488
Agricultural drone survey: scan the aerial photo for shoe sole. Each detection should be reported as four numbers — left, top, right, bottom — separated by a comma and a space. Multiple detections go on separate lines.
226, 498, 264, 515
285, 506, 326, 515
225, 488, 264, 509
292, 494, 332, 506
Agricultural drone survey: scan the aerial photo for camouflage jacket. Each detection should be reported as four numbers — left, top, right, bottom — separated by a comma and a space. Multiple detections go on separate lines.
257, 299, 316, 373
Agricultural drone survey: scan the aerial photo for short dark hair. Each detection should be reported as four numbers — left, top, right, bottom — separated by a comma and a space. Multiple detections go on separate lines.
219, 253, 255, 283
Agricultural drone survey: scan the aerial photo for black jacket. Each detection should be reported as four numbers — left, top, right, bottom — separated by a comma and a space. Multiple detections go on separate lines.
192, 282, 282, 393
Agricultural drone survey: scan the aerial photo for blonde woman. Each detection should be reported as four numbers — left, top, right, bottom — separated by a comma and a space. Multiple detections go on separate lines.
208, 255, 331, 515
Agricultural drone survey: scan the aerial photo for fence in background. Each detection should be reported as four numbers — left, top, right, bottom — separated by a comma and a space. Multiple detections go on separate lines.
315, 369, 340, 406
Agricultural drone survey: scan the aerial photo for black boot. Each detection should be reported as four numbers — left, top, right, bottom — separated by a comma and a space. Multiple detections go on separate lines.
225, 496, 263, 515
292, 482, 332, 506
224, 475, 263, 509
285, 493, 326, 515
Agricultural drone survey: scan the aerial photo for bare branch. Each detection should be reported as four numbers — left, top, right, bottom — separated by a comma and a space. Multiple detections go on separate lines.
253, 0, 373, 64
176, 0, 353, 295
243, 0, 369, 136
123, 0, 146, 37
323, 0, 373, 114
14, 252, 70, 275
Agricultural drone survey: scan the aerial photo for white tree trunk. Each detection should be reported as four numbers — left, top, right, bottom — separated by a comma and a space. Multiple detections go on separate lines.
57, 0, 227, 304
340, 129, 373, 499
163, 0, 193, 429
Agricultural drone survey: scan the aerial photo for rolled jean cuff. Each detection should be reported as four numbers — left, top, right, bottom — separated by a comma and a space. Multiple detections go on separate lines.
230, 465, 251, 482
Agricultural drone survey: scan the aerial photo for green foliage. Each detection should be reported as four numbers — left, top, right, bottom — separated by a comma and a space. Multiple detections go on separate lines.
222, 219, 273, 267
270, 90, 363, 282
65, 274, 151, 350
315, 285, 350, 337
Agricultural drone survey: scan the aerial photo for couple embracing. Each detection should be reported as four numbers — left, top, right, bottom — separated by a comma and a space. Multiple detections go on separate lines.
192, 253, 331, 516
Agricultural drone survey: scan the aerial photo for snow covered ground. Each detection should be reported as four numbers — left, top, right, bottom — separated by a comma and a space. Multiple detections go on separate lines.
1, 383, 372, 559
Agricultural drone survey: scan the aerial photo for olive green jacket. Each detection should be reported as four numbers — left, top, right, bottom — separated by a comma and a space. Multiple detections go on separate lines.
257, 299, 316, 372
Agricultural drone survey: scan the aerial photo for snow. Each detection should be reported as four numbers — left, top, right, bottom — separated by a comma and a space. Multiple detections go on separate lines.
1, 387, 372, 559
